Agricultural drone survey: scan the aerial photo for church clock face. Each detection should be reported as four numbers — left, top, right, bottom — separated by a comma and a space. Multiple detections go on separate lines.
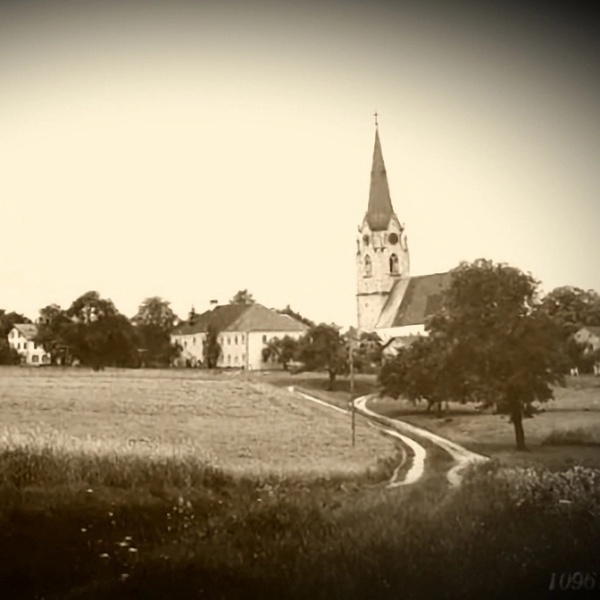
388, 232, 399, 245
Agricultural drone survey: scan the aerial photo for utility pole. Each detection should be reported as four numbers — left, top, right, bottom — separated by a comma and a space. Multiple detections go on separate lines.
348, 326, 358, 447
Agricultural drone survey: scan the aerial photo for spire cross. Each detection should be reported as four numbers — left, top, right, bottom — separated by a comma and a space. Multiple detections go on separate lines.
373, 111, 378, 127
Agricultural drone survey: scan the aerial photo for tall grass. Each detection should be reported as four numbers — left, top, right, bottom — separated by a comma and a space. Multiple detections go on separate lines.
1, 443, 599, 600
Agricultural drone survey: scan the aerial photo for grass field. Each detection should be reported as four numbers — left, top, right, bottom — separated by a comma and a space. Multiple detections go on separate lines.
0, 367, 397, 478
368, 375, 600, 469
1, 367, 600, 599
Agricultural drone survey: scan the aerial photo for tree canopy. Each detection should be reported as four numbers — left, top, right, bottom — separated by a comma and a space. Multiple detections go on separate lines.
295, 323, 349, 390
229, 290, 255, 305
380, 259, 567, 450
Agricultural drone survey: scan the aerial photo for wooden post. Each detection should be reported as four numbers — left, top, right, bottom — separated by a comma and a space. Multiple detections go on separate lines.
349, 328, 356, 447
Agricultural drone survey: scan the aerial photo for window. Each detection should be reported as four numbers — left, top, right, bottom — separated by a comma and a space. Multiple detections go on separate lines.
32, 355, 39, 363
193, 337, 196, 345
242, 353, 245, 361
262, 334, 267, 343
234, 336, 238, 345
33, 342, 37, 350
227, 355, 231, 364
234, 356, 239, 364
227, 336, 231, 345
390, 253, 399, 274
184, 341, 187, 348
241, 334, 244, 343
364, 255, 372, 277
10, 330, 15, 338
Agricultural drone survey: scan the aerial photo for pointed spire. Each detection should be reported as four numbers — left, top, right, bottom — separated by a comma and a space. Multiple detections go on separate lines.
365, 123, 395, 231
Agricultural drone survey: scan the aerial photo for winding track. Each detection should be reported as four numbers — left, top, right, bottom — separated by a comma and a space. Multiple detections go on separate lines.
289, 387, 488, 487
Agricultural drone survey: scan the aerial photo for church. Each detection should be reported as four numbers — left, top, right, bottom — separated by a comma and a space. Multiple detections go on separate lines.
356, 122, 451, 348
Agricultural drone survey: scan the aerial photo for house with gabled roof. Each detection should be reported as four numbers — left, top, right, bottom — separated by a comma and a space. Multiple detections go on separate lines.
356, 121, 452, 349
7, 323, 51, 366
170, 303, 308, 369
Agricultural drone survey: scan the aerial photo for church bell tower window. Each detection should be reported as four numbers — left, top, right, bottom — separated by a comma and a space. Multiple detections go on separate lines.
364, 255, 372, 277
389, 253, 399, 274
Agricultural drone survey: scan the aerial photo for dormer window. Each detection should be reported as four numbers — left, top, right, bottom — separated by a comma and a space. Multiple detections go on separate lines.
364, 255, 372, 277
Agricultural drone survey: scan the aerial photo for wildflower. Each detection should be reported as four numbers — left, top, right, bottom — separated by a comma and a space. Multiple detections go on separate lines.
124, 536, 132, 541
81, 528, 87, 533
118, 541, 129, 547
128, 547, 138, 553
108, 511, 114, 517
120, 573, 129, 582
100, 553, 109, 559
86, 489, 93, 494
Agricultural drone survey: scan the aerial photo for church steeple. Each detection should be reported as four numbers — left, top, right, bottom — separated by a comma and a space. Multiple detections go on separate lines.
356, 117, 409, 332
365, 125, 394, 231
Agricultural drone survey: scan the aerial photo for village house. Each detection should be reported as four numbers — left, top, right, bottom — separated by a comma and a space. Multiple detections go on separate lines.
170, 303, 308, 370
7, 323, 50, 366
356, 121, 451, 353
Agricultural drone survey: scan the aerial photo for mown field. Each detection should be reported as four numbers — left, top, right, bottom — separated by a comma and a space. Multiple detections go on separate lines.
0, 367, 396, 478
1, 367, 599, 600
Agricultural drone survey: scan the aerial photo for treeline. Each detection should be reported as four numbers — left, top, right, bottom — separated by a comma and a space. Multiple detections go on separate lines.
0, 293, 180, 369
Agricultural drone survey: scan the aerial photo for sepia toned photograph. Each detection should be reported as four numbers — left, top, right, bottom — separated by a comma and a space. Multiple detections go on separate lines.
1, 0, 599, 598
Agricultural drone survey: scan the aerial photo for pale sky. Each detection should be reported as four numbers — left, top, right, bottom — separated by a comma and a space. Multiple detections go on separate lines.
1, 0, 599, 327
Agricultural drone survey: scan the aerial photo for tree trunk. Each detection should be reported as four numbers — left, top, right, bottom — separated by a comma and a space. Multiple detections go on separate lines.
509, 400, 527, 451
327, 369, 337, 391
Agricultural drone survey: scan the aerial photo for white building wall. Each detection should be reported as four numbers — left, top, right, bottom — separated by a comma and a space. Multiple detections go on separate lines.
7, 328, 50, 365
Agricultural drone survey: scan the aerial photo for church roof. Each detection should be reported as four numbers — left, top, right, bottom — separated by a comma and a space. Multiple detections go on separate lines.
364, 127, 396, 231
377, 272, 452, 329
171, 304, 309, 335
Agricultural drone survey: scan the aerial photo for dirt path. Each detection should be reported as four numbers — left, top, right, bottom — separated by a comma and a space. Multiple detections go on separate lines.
355, 395, 489, 486
290, 386, 488, 487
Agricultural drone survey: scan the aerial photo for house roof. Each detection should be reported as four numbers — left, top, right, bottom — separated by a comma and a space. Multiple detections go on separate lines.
377, 272, 452, 329
171, 303, 309, 336
12, 323, 39, 340
364, 127, 396, 231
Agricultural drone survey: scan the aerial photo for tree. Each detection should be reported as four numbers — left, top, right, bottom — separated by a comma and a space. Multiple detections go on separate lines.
132, 297, 180, 367
379, 259, 567, 450
35, 304, 73, 365
539, 286, 600, 335
296, 324, 349, 390
0, 310, 32, 338
539, 286, 600, 373
353, 331, 383, 373
0, 339, 19, 365
64, 291, 139, 369
203, 323, 222, 369
262, 335, 299, 370
230, 290, 255, 305
132, 297, 178, 331
277, 305, 315, 327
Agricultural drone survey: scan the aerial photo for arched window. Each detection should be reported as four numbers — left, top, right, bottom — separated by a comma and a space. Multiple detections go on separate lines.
364, 255, 372, 277
389, 253, 399, 274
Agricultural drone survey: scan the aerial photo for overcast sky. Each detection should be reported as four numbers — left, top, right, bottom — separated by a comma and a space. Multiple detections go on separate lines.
1, 0, 599, 326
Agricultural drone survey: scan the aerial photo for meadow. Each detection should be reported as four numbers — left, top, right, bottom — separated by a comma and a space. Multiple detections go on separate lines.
0, 367, 599, 600
0, 367, 396, 478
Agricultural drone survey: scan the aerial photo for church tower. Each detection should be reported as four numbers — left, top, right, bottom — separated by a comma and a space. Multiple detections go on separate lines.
356, 120, 409, 331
